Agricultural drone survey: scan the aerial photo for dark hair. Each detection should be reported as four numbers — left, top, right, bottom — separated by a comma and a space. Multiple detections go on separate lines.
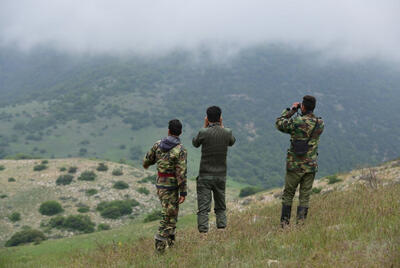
206, 106, 222, 123
302, 95, 316, 112
168, 119, 182, 136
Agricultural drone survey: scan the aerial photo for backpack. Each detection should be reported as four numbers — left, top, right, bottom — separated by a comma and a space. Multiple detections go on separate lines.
291, 118, 319, 156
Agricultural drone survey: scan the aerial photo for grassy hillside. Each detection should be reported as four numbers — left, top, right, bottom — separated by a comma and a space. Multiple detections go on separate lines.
1, 159, 399, 267
1, 47, 400, 189
0, 158, 246, 246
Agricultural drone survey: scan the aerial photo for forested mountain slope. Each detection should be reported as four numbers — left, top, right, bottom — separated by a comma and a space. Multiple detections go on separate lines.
1, 46, 400, 188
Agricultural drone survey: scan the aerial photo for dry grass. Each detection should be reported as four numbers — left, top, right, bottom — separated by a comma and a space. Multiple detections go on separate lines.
62, 183, 400, 268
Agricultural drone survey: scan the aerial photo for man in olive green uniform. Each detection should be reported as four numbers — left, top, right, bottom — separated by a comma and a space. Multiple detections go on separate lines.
193, 106, 236, 233
143, 119, 187, 252
275, 95, 324, 226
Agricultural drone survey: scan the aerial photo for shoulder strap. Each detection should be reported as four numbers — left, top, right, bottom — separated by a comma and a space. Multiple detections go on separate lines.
306, 118, 319, 143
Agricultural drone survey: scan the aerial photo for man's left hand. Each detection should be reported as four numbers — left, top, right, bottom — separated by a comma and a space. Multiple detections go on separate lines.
178, 196, 185, 204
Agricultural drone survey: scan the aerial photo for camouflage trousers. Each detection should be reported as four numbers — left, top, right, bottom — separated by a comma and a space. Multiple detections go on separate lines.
157, 188, 180, 239
282, 171, 315, 207
196, 176, 227, 233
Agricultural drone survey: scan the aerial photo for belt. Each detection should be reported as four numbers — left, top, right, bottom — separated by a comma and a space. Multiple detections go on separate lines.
158, 172, 175, 178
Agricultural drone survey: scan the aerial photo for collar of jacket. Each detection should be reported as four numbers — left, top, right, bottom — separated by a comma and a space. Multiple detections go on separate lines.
208, 122, 221, 128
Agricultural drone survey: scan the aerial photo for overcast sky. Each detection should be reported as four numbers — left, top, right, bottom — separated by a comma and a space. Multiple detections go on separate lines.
1, 0, 399, 61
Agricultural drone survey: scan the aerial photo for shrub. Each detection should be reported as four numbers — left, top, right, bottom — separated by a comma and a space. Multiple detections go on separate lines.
8, 177, 16, 182
79, 148, 87, 156
312, 187, 322, 194
96, 163, 108, 172
143, 210, 162, 223
85, 189, 98, 196
137, 187, 150, 195
77, 206, 90, 213
78, 171, 97, 181
126, 199, 140, 207
119, 144, 126, 150
326, 175, 342, 185
56, 174, 74, 185
68, 166, 78, 173
63, 215, 95, 233
138, 175, 156, 184
97, 223, 111, 231
112, 168, 123, 176
5, 229, 46, 247
41, 160, 48, 164
49, 215, 65, 229
113, 181, 129, 190
0, 194, 7, 199
59, 167, 67, 172
0, 165, 5, 171
33, 164, 47, 171
8, 212, 21, 222
96, 200, 134, 219
239, 187, 262, 198
39, 201, 63, 216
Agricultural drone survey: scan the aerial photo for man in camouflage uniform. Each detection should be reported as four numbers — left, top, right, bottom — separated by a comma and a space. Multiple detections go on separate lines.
193, 106, 236, 233
143, 119, 187, 253
275, 95, 324, 226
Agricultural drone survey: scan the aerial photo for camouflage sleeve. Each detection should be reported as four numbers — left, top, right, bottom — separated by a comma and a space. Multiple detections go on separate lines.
192, 129, 204, 148
143, 142, 158, 167
175, 148, 188, 196
275, 108, 296, 134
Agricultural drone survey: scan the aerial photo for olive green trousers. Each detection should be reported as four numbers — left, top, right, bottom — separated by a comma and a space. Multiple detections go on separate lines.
196, 176, 226, 233
282, 171, 315, 207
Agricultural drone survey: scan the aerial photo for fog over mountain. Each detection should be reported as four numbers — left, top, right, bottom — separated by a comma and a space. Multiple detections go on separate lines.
1, 0, 400, 61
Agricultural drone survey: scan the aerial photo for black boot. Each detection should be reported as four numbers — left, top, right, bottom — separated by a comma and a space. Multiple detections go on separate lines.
167, 234, 175, 248
296, 206, 308, 224
280, 205, 292, 228
154, 234, 167, 253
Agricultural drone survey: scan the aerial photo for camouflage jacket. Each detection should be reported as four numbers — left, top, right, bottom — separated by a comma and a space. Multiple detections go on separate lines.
143, 138, 187, 196
275, 109, 324, 173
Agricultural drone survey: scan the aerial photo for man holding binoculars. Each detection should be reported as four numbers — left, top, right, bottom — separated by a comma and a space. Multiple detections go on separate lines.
275, 95, 324, 227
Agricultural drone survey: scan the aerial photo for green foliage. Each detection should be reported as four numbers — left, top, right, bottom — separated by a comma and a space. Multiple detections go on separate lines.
68, 166, 78, 174
143, 210, 162, 223
96, 163, 108, 172
0, 165, 5, 171
137, 187, 150, 195
6, 153, 40, 160
97, 223, 111, 231
8, 177, 16, 182
239, 186, 262, 197
39, 201, 63, 216
138, 174, 156, 184
326, 175, 342, 185
48, 215, 95, 233
41, 160, 48, 164
85, 188, 98, 196
78, 171, 97, 181
59, 167, 67, 172
5, 229, 46, 247
63, 215, 95, 233
96, 200, 136, 219
0, 194, 7, 199
312, 187, 322, 194
77, 206, 90, 213
112, 168, 123, 176
8, 212, 21, 222
33, 164, 47, 171
113, 181, 129, 190
56, 174, 74, 185
49, 215, 65, 229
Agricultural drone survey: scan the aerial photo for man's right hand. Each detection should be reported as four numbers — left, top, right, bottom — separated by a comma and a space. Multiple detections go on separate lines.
204, 117, 209, 128
291, 102, 301, 110
143, 163, 149, 169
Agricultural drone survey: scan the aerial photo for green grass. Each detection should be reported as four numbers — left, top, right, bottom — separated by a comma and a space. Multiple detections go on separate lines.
1, 183, 399, 267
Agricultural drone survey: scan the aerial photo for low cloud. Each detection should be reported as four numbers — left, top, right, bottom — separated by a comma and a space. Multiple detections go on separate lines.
0, 0, 399, 60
